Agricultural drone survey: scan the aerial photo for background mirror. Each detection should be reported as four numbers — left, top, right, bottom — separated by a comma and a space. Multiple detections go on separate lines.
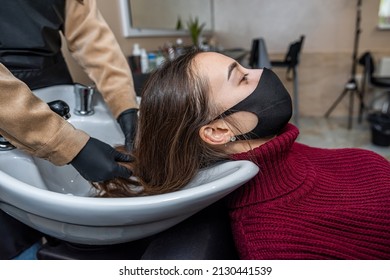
119, 0, 214, 37
378, 0, 390, 29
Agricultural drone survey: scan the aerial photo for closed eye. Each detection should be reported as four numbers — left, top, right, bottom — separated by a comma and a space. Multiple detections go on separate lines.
240, 73, 249, 84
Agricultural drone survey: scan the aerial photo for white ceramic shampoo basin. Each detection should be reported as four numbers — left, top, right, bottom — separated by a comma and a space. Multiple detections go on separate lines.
0, 85, 259, 245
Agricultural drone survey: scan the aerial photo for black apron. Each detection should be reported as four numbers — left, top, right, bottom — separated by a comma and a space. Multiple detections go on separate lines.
0, 0, 73, 89
0, 0, 73, 259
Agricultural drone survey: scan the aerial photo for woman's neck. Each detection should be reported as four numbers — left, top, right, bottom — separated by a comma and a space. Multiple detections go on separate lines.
227, 124, 312, 204
224, 135, 276, 154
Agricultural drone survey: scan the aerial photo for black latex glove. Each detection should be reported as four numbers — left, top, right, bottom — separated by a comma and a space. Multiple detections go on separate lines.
70, 137, 133, 182
117, 108, 138, 152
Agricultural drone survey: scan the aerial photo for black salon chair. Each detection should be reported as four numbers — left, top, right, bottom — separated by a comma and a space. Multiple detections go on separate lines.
358, 52, 390, 116
270, 35, 305, 125
37, 200, 239, 260
248, 37, 272, 69
358, 52, 390, 146
271, 36, 305, 80
248, 36, 305, 125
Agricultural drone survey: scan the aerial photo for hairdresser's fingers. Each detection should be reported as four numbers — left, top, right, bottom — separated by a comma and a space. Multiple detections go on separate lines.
112, 164, 133, 179
117, 108, 138, 152
113, 149, 134, 162
70, 137, 133, 182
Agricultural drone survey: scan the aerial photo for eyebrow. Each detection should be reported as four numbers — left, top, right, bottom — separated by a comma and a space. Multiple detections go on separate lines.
227, 62, 238, 81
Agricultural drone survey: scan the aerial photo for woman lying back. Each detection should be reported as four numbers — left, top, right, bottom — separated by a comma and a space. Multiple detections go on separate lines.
94, 49, 390, 259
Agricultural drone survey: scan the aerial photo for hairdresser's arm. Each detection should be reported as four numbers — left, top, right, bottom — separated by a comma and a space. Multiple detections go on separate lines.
0, 64, 132, 181
64, 0, 138, 119
0, 63, 89, 165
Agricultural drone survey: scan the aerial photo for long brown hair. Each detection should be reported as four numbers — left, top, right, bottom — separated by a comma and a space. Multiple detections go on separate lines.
93, 49, 229, 197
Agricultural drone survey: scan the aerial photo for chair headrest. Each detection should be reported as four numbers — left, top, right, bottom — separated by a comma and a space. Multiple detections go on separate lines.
358, 52, 375, 74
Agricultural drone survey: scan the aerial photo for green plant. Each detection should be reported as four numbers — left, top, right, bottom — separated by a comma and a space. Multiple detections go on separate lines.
186, 17, 205, 47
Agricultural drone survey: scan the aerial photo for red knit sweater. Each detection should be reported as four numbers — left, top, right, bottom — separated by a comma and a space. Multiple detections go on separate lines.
228, 124, 390, 259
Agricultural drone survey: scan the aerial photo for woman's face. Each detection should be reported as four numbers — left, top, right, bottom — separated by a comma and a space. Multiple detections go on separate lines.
194, 52, 263, 135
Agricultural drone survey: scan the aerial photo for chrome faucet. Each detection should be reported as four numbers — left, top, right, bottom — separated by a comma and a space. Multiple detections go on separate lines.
74, 83, 95, 116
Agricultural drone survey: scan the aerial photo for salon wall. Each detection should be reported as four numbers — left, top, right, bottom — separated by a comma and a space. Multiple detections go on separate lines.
63, 0, 390, 117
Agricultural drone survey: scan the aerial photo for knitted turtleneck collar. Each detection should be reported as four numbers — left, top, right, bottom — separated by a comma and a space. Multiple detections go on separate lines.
229, 123, 315, 207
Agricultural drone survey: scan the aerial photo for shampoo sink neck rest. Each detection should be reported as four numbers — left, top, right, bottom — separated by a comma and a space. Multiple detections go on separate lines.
0, 84, 259, 245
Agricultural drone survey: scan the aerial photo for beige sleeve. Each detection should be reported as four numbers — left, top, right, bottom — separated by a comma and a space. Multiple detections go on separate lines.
0, 64, 89, 166
64, 0, 138, 118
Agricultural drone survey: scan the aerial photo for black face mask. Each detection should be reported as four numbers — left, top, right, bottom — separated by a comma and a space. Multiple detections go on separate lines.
218, 68, 292, 139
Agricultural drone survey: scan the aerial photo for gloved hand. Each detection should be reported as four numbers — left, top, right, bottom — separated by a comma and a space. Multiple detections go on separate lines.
70, 137, 133, 182
117, 108, 138, 152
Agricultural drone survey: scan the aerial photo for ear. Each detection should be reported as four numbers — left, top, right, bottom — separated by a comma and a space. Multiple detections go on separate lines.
199, 119, 233, 146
